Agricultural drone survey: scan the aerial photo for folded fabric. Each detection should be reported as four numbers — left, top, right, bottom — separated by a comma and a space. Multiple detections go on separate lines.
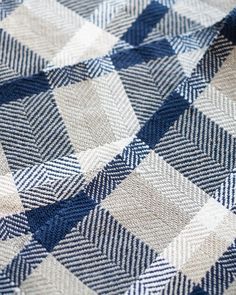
0, 1, 236, 294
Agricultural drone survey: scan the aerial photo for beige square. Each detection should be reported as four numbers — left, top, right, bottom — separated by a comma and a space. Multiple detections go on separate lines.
1, 0, 84, 60
136, 151, 210, 218
94, 72, 140, 137
53, 72, 139, 152
20, 254, 96, 295
102, 169, 190, 252
54, 79, 115, 152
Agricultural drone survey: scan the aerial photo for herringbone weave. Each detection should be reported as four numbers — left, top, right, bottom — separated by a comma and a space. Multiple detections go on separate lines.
0, 0, 236, 294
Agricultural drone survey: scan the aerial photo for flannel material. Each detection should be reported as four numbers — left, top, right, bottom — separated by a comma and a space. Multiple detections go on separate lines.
0, 0, 236, 294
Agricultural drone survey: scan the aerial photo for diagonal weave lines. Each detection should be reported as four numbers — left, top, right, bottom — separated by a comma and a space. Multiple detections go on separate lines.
0, 0, 236, 294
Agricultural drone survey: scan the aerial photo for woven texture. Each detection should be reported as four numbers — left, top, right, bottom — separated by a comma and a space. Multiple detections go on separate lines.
0, 1, 236, 294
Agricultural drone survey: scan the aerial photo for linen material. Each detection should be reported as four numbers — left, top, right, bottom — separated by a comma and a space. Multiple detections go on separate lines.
0, 1, 236, 294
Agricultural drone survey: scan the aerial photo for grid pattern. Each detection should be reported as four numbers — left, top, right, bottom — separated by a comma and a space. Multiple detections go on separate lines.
0, 0, 236, 294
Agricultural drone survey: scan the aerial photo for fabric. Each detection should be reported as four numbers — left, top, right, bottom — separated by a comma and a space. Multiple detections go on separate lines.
0, 0, 236, 294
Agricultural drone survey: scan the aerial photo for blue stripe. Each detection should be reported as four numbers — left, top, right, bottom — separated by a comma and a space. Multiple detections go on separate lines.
121, 2, 168, 46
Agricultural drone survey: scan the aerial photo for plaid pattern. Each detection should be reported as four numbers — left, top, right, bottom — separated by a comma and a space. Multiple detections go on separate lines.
0, 0, 236, 294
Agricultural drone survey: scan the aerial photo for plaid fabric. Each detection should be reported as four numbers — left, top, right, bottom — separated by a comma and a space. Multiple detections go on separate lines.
0, 1, 236, 294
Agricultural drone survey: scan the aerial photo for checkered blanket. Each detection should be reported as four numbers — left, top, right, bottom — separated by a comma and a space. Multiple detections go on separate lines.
0, 1, 236, 294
